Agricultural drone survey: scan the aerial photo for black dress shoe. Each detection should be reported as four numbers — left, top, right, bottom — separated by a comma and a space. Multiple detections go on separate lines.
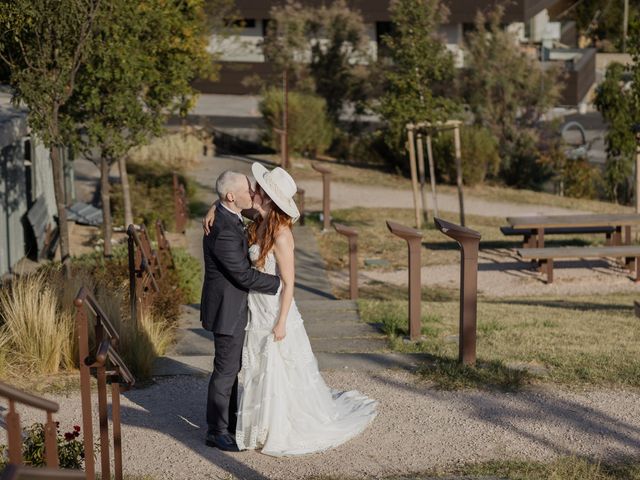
205, 432, 240, 452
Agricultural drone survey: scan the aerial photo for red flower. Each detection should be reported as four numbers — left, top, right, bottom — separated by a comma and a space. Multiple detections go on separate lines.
64, 432, 74, 441
73, 425, 81, 432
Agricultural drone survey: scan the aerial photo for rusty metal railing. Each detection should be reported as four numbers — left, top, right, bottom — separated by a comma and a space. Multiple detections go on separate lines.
334, 223, 358, 299
172, 173, 188, 234
434, 217, 481, 365
296, 188, 305, 226
386, 220, 424, 341
0, 382, 63, 473
155, 220, 176, 271
74, 287, 135, 480
311, 164, 331, 231
127, 224, 160, 325
0, 463, 85, 479
138, 224, 164, 279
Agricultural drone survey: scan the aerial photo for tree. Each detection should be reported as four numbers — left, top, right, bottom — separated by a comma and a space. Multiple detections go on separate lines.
575, 0, 639, 51
463, 6, 562, 188
66, 0, 212, 255
261, 0, 370, 121
0, 0, 103, 271
308, 0, 370, 123
595, 62, 636, 203
376, 0, 456, 165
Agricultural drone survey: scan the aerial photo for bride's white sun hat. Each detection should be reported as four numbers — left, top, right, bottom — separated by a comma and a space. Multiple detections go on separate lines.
252, 162, 300, 222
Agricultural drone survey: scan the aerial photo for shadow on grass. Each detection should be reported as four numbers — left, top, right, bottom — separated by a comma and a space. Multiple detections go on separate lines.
357, 280, 457, 302
488, 298, 634, 313
423, 238, 593, 251
416, 355, 534, 392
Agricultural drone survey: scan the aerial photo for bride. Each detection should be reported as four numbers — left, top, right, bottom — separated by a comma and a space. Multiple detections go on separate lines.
233, 162, 377, 456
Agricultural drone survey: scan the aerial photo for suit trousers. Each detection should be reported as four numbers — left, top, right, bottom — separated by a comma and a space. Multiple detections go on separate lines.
206, 324, 246, 435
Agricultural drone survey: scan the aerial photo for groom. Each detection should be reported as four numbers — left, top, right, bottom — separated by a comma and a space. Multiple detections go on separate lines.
201, 170, 280, 452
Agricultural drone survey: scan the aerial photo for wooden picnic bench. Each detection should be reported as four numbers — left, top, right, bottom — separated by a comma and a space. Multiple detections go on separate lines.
506, 213, 640, 249
500, 225, 616, 248
517, 245, 640, 283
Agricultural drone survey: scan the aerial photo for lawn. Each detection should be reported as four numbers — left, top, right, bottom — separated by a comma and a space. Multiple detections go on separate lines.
359, 292, 640, 389
284, 155, 633, 215
307, 207, 615, 271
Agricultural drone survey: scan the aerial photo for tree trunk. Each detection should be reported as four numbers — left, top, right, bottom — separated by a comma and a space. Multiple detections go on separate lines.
50, 144, 71, 275
117, 155, 134, 228
100, 156, 113, 257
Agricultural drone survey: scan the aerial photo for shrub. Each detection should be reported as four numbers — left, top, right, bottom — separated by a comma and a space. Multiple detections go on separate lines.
431, 126, 500, 186
111, 161, 194, 234
0, 423, 84, 470
563, 157, 602, 199
128, 130, 205, 169
172, 247, 203, 304
0, 272, 75, 376
260, 88, 334, 157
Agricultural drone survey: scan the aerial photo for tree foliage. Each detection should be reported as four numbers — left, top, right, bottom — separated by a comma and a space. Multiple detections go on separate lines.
0, 0, 104, 268
376, 0, 456, 164
575, 0, 640, 51
261, 0, 370, 123
463, 6, 562, 188
65, 0, 211, 255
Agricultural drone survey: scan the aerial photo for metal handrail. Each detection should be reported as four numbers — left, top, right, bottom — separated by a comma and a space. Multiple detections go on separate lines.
0, 382, 60, 469
0, 464, 85, 479
0, 382, 58, 413
74, 287, 135, 480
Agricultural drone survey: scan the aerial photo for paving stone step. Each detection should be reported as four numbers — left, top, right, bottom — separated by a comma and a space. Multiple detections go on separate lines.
153, 351, 430, 376
297, 299, 357, 311
304, 321, 383, 339
309, 336, 388, 353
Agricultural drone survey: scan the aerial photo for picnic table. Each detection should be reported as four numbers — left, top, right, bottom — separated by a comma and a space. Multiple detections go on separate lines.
506, 213, 640, 249
506, 213, 640, 283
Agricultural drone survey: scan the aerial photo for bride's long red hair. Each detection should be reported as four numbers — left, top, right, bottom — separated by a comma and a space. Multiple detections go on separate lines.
247, 186, 293, 269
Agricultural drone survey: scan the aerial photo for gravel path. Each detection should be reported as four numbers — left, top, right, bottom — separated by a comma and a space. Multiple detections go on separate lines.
296, 180, 590, 218
3, 371, 639, 479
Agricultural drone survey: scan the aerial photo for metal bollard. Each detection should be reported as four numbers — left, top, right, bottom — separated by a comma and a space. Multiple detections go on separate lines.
334, 223, 358, 299
434, 217, 481, 365
296, 188, 306, 225
312, 163, 331, 231
386, 220, 424, 341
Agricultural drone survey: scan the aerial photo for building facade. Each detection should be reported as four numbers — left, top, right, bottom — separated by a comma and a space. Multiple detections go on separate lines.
201, 0, 592, 105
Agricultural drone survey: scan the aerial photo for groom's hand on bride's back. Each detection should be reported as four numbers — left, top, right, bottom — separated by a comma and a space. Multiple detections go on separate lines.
202, 202, 218, 235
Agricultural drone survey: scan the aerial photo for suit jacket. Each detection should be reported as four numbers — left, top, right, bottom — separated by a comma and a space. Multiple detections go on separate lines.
200, 204, 280, 335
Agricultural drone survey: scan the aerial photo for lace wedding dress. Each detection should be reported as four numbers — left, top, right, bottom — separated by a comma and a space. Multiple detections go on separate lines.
235, 244, 378, 457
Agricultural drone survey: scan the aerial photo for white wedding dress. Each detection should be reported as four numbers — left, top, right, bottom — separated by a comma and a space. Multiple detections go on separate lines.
235, 244, 378, 457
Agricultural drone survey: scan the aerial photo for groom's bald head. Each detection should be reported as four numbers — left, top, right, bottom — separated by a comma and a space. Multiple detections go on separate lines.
216, 170, 245, 201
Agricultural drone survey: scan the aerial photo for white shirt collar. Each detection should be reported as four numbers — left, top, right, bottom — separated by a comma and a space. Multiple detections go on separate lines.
220, 202, 243, 223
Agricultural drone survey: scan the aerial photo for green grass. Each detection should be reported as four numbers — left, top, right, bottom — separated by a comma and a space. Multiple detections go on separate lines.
313, 457, 640, 480
359, 292, 640, 389
306, 207, 614, 271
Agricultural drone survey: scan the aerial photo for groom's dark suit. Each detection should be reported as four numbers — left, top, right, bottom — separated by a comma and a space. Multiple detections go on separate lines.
201, 204, 280, 436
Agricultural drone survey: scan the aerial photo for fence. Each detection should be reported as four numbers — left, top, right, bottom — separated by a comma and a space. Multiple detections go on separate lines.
172, 173, 188, 234
127, 224, 160, 324
0, 382, 85, 479
74, 287, 135, 480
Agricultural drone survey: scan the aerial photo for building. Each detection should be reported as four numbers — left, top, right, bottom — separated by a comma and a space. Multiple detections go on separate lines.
0, 92, 57, 277
200, 0, 593, 106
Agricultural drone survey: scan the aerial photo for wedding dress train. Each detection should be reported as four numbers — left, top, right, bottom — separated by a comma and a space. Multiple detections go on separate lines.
235, 244, 378, 456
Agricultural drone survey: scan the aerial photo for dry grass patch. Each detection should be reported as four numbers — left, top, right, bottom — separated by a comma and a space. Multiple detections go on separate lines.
359, 292, 640, 388
128, 130, 204, 169
0, 272, 75, 377
284, 155, 631, 214
308, 207, 609, 271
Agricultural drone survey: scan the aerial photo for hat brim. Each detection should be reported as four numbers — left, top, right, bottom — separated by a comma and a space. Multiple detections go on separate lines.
252, 163, 300, 222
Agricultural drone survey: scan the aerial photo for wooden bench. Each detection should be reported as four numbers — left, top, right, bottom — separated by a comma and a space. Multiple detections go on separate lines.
517, 246, 640, 283
501, 225, 616, 248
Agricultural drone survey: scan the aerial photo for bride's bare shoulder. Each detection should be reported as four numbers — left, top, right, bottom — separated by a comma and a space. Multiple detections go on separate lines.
274, 227, 294, 248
